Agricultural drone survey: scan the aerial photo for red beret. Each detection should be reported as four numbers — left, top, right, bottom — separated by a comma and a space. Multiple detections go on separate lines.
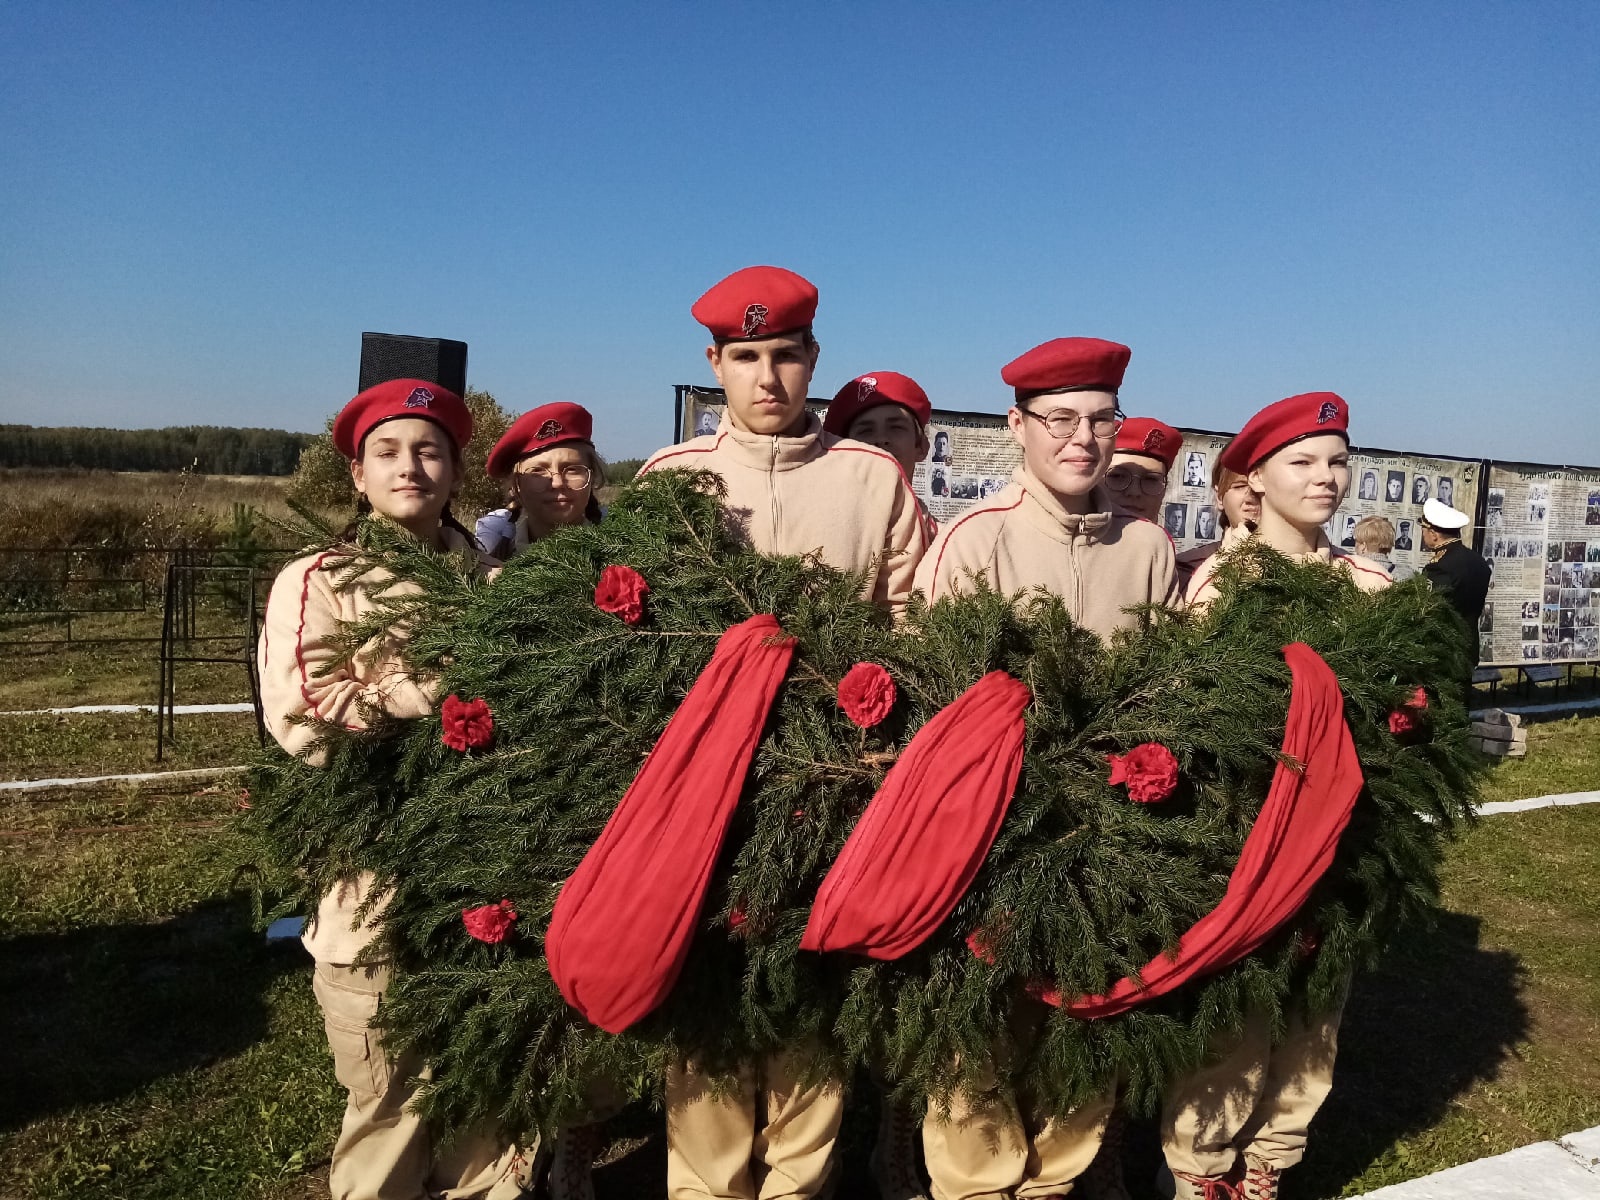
823, 371, 932, 437
692, 265, 818, 341
487, 402, 595, 478
1220, 392, 1350, 473
1114, 417, 1184, 470
332, 378, 472, 460
1001, 337, 1131, 399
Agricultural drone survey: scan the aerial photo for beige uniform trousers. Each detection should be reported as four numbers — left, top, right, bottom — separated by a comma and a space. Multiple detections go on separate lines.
665, 1049, 845, 1199
312, 962, 531, 1200
1160, 984, 1348, 1178
922, 1070, 1115, 1200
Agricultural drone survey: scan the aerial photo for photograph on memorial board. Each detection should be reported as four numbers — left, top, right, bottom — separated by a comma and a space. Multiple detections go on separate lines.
1588, 543, 1600, 562
931, 430, 953, 463
695, 409, 719, 437
1522, 622, 1539, 641
1480, 604, 1494, 633
1437, 477, 1456, 508
1358, 470, 1378, 500
1196, 505, 1218, 541
1546, 563, 1563, 586
1395, 520, 1414, 551
1588, 490, 1600, 525
1522, 538, 1542, 558
1565, 541, 1586, 562
1182, 451, 1208, 487
931, 467, 948, 496
1385, 470, 1406, 503
1338, 514, 1356, 548
1521, 600, 1539, 620
1547, 541, 1562, 562
1411, 475, 1430, 505
1164, 503, 1188, 539
1524, 644, 1540, 660
1544, 586, 1561, 605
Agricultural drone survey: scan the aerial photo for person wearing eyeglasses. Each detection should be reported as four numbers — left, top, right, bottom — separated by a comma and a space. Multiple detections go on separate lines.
915, 337, 1179, 635
914, 337, 1178, 1200
483, 403, 605, 561
1104, 417, 1184, 523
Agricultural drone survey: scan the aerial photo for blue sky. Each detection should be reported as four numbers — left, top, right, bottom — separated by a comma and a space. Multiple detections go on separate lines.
3, 2, 1597, 464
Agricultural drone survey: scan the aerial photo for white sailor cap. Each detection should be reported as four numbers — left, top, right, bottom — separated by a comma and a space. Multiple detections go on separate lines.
1422, 497, 1470, 531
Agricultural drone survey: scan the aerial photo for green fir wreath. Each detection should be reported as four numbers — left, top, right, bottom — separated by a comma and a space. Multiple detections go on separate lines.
246, 469, 1483, 1141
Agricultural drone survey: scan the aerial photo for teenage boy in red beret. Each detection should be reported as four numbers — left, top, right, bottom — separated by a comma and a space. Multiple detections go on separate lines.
1105, 416, 1183, 523
826, 370, 940, 541
824, 371, 931, 479
640, 266, 931, 1199
915, 338, 1178, 637
915, 338, 1178, 1200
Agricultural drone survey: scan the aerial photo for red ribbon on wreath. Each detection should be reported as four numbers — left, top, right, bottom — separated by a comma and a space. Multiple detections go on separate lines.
803, 670, 1031, 959
1033, 642, 1364, 1016
546, 614, 795, 1033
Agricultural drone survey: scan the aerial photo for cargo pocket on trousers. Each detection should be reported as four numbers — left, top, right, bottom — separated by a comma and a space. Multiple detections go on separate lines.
313, 967, 392, 1100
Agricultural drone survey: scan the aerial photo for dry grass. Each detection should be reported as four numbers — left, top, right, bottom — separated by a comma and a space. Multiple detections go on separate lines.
0, 469, 296, 550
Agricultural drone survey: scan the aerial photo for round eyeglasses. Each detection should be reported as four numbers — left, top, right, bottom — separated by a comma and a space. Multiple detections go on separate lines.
516, 464, 592, 491
1104, 467, 1168, 496
1018, 406, 1124, 440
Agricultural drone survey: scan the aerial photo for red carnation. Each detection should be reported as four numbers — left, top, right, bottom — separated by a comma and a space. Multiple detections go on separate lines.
594, 564, 649, 624
728, 906, 747, 931
837, 662, 897, 728
462, 899, 517, 944
441, 694, 494, 752
1388, 686, 1429, 736
1106, 742, 1180, 804
966, 928, 998, 965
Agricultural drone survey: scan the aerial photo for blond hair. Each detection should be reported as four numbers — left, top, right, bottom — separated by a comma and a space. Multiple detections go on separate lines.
1354, 515, 1396, 556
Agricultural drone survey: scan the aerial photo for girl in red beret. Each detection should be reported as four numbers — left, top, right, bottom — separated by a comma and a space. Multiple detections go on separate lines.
1184, 393, 1389, 609
258, 380, 530, 1200
482, 402, 605, 560
1175, 459, 1264, 593
1162, 393, 1387, 1200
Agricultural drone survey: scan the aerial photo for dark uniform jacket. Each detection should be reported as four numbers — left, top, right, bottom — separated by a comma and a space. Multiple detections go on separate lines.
1423, 540, 1492, 660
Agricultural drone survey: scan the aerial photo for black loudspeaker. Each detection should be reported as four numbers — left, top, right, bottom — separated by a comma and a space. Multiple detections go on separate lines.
358, 333, 469, 397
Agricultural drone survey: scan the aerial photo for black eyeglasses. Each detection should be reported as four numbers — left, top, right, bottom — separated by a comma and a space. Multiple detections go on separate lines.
1018, 405, 1124, 440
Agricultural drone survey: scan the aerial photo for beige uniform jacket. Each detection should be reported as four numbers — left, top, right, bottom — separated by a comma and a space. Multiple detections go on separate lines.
914, 465, 1180, 642
639, 413, 930, 611
1184, 531, 1391, 611
258, 524, 482, 963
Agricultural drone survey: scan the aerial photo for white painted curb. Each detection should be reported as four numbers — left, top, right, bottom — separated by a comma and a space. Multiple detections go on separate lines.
0, 703, 254, 716
1355, 1124, 1600, 1197
0, 766, 247, 792
1478, 790, 1600, 816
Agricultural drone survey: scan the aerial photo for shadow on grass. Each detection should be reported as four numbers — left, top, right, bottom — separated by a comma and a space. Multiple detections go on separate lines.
0, 894, 305, 1131
1285, 907, 1528, 1198
1114, 908, 1527, 1199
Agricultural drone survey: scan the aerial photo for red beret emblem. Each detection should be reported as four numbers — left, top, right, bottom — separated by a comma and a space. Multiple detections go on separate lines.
535, 419, 565, 439
1316, 400, 1340, 424
857, 376, 878, 401
1142, 428, 1167, 453
741, 303, 769, 337
404, 386, 434, 409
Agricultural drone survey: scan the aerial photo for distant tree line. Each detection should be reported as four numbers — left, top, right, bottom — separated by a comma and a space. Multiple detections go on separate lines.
0, 425, 315, 475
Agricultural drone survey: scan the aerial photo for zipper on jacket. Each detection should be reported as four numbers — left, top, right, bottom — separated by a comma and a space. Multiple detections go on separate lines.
768, 434, 782, 546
